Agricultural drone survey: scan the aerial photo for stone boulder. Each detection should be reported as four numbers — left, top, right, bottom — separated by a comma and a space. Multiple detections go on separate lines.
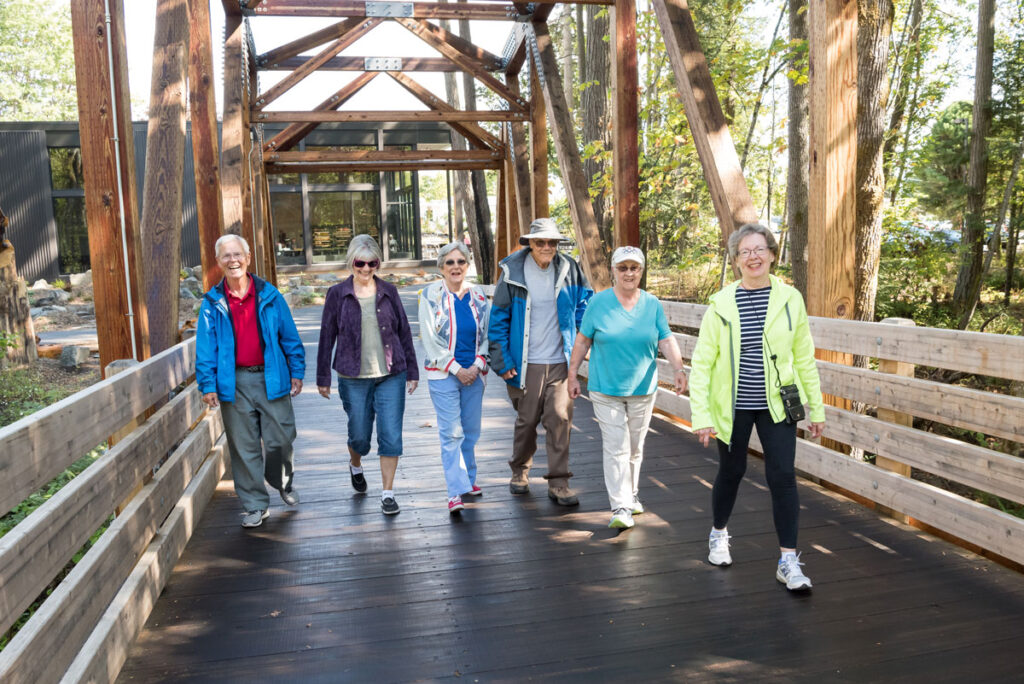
60, 345, 92, 369
181, 277, 204, 297
69, 271, 92, 288
35, 289, 71, 307
179, 286, 198, 300
31, 279, 50, 290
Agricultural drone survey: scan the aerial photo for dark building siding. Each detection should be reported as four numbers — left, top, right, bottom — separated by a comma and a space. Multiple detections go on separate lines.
0, 131, 61, 283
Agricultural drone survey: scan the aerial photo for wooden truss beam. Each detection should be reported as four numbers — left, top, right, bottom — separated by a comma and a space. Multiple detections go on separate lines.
529, 52, 548, 220
651, 0, 756, 245
266, 160, 501, 173
386, 72, 505, 150
530, 21, 610, 290
263, 56, 492, 72
502, 4, 555, 77
264, 71, 379, 152
266, 150, 502, 163
257, 18, 360, 68
248, 1, 530, 20
187, 0, 225, 290
70, 0, 149, 368
394, 18, 528, 112
505, 74, 532, 236
254, 17, 382, 110
254, 109, 526, 123
399, 18, 503, 70
611, 0, 639, 249
221, 12, 256, 262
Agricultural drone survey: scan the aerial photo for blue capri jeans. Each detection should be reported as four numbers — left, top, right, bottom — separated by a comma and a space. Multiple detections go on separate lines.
337, 371, 407, 457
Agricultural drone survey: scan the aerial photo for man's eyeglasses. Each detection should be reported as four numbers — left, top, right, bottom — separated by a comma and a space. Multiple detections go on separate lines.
444, 258, 468, 267
615, 264, 642, 273
737, 247, 769, 259
353, 259, 380, 269
531, 239, 560, 248
218, 251, 246, 262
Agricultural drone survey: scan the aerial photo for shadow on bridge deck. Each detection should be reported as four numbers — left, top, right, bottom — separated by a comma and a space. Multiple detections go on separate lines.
117, 293, 1024, 683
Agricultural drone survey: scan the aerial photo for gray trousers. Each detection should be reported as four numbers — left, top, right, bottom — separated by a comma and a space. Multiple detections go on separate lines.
220, 369, 297, 512
506, 362, 574, 489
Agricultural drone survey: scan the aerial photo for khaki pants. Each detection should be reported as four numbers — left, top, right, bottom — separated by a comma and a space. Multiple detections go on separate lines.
506, 362, 573, 489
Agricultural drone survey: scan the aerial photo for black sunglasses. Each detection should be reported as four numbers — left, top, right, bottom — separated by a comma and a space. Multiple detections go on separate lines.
353, 259, 380, 269
444, 258, 468, 267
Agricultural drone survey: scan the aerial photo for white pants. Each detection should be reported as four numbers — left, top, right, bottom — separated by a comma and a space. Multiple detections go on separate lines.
590, 391, 657, 512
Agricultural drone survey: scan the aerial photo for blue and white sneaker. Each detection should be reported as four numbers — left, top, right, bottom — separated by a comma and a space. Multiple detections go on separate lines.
777, 552, 812, 590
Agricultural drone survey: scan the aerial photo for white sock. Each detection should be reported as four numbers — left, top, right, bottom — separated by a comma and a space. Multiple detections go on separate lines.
349, 463, 363, 475
710, 527, 728, 537
382, 489, 394, 500
780, 551, 797, 562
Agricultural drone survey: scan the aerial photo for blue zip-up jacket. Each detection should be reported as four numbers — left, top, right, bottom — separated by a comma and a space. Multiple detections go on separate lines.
196, 275, 306, 402
488, 249, 593, 389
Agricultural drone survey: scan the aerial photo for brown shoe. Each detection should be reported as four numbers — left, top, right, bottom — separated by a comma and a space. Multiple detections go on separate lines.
547, 486, 579, 506
509, 473, 530, 495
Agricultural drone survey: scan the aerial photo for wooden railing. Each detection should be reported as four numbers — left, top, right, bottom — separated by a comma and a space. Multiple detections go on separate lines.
0, 338, 227, 683
643, 301, 1024, 566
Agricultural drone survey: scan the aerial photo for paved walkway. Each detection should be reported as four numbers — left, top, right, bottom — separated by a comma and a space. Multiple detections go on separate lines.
116, 290, 1024, 682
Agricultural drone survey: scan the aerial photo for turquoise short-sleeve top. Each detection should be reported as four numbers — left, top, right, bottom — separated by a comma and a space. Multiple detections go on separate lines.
579, 289, 671, 396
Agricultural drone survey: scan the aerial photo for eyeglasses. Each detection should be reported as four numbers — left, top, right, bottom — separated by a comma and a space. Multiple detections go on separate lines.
218, 251, 246, 262
352, 259, 380, 269
444, 258, 468, 267
615, 264, 642, 273
738, 247, 769, 259
531, 239, 560, 248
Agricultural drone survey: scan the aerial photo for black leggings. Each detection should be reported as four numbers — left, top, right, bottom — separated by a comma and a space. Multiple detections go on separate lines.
712, 409, 799, 548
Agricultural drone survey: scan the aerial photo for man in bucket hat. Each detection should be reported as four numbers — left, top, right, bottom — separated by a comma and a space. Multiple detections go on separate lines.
489, 218, 593, 505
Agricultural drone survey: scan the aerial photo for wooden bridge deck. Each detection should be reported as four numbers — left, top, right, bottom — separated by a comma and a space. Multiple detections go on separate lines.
117, 292, 1024, 683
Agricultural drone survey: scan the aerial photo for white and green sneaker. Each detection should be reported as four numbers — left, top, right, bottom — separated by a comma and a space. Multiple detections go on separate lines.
609, 508, 635, 529
631, 498, 645, 515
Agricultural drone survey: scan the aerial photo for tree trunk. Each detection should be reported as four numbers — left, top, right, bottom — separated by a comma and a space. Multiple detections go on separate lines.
1006, 202, 1019, 304
953, 0, 997, 330
581, 5, 611, 245
0, 210, 38, 369
440, 13, 472, 252
982, 138, 1024, 276
561, 10, 574, 109
787, 0, 810, 298
882, 0, 922, 184
854, 0, 893, 324
458, 13, 494, 283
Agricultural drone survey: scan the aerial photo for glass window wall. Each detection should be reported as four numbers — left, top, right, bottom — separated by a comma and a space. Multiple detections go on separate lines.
310, 191, 380, 263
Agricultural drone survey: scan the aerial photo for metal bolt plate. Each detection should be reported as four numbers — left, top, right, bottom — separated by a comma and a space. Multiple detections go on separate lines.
365, 57, 403, 71
365, 2, 414, 17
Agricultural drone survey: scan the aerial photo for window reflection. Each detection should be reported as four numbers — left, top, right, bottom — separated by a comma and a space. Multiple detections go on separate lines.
271, 193, 304, 264
310, 191, 380, 263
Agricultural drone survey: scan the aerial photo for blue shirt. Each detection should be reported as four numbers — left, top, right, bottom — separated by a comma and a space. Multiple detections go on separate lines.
579, 289, 671, 396
453, 292, 477, 368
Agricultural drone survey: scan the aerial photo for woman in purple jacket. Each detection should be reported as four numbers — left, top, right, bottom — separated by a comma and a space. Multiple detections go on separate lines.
316, 235, 419, 516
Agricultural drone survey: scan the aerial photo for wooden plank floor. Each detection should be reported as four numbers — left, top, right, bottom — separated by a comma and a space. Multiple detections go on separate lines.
118, 290, 1024, 683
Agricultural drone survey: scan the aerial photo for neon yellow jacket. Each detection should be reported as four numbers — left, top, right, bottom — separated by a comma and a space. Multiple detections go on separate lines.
689, 274, 825, 446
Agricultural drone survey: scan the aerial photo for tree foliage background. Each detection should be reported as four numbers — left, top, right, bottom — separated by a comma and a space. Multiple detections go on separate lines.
0, 0, 77, 121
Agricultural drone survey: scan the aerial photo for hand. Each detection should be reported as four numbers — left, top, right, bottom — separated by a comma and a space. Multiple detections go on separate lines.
695, 427, 716, 448
673, 370, 688, 395
567, 376, 581, 399
202, 392, 219, 408
455, 366, 479, 386
407, 380, 418, 395
501, 368, 518, 380
808, 421, 824, 439
317, 385, 332, 399
290, 378, 303, 397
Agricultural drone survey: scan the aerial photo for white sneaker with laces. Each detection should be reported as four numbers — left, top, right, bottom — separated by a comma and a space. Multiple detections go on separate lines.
708, 530, 732, 566
631, 498, 645, 515
609, 508, 635, 529
777, 552, 812, 590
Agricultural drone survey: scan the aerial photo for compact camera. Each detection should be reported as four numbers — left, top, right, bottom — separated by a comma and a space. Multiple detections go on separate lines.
779, 384, 805, 424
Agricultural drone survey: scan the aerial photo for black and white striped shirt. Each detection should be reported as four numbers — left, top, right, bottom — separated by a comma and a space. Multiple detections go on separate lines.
736, 286, 771, 410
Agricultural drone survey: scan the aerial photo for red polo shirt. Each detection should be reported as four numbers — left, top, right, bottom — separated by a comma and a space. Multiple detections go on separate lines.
227, 278, 263, 367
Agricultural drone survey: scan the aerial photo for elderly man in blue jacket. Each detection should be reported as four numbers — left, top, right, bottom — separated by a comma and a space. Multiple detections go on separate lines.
489, 218, 593, 505
196, 234, 305, 528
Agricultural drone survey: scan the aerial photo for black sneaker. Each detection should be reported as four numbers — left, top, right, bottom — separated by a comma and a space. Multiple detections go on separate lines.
280, 487, 300, 506
350, 465, 367, 493
381, 496, 400, 515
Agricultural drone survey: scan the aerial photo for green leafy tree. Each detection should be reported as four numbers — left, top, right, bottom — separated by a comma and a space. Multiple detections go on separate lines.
0, 0, 77, 120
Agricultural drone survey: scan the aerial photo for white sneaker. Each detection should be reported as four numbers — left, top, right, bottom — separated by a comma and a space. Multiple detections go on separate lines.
631, 498, 645, 515
609, 508, 635, 529
708, 530, 732, 566
777, 552, 812, 591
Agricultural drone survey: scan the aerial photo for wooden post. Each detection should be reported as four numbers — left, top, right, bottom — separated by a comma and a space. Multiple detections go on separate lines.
651, 0, 758, 246
141, 0, 189, 354
187, 0, 225, 291
611, 0, 639, 248
494, 162, 509, 280
529, 58, 549, 220
875, 317, 915, 522
0, 210, 37, 368
807, 0, 856, 412
70, 0, 150, 370
106, 358, 149, 516
221, 11, 257, 271
530, 22, 610, 290
506, 74, 534, 237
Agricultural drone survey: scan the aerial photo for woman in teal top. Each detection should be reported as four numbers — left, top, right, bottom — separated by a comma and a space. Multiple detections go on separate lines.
568, 246, 687, 529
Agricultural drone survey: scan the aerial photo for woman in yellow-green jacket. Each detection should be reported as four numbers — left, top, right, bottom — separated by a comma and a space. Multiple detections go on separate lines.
689, 222, 825, 592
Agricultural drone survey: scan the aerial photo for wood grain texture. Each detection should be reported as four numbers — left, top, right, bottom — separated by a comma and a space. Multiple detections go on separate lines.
220, 13, 254, 245
528, 60, 549, 219
386, 71, 503, 149
0, 339, 196, 518
257, 17, 361, 67
250, 0, 528, 20
70, 0, 149, 368
611, 0, 640, 249
254, 109, 525, 123
650, 0, 757, 246
505, 73, 533, 237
